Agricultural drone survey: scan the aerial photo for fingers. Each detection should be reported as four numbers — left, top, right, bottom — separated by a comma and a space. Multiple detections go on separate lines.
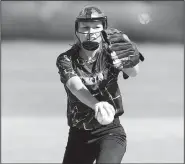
108, 34, 130, 44
99, 105, 107, 119
94, 102, 115, 120
95, 102, 107, 119
102, 102, 115, 117
95, 103, 103, 119
109, 36, 126, 44
110, 43, 132, 51
116, 50, 135, 58
110, 50, 135, 60
94, 106, 99, 119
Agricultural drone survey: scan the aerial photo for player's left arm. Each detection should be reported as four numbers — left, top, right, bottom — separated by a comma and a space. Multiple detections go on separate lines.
121, 34, 143, 78
120, 34, 140, 77
122, 63, 139, 77
102, 28, 144, 79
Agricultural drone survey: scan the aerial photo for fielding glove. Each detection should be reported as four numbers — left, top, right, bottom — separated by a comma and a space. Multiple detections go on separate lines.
102, 28, 144, 69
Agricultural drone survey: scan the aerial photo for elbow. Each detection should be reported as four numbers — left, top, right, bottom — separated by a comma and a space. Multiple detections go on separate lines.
128, 64, 139, 77
130, 72, 138, 77
131, 66, 139, 77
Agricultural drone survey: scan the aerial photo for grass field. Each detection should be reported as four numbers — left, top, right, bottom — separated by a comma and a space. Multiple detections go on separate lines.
1, 40, 184, 163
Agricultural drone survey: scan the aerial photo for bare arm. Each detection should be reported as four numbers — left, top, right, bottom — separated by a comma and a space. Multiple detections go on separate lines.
56, 51, 114, 115
123, 64, 139, 77
66, 76, 99, 111
121, 34, 140, 77
56, 52, 99, 111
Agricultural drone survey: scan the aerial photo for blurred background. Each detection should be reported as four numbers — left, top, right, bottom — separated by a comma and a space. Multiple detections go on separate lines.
1, 1, 184, 163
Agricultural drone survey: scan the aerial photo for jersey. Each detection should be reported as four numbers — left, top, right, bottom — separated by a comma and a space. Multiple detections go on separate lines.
56, 44, 126, 130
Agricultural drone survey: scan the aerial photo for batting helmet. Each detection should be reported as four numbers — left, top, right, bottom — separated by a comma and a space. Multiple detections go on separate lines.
75, 5, 108, 33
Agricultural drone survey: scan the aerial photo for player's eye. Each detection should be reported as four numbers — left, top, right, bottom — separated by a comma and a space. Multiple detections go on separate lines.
82, 27, 89, 29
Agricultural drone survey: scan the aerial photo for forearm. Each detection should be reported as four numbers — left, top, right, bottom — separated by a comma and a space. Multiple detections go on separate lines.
123, 64, 139, 77
66, 76, 99, 110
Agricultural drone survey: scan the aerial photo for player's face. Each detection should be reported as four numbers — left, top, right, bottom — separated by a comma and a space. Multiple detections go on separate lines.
77, 21, 103, 43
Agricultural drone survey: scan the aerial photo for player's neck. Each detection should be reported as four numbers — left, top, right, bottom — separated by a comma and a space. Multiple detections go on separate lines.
79, 46, 100, 62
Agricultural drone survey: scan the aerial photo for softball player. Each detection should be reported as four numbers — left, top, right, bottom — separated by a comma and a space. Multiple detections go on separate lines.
56, 5, 144, 164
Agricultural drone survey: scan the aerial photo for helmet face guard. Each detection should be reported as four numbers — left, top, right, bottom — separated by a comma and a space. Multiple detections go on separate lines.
75, 17, 107, 33
75, 6, 107, 51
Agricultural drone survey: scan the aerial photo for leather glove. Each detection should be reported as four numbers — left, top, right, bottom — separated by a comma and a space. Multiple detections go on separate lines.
102, 28, 144, 69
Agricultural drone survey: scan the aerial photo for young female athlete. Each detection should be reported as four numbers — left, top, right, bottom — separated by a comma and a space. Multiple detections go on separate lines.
56, 5, 144, 164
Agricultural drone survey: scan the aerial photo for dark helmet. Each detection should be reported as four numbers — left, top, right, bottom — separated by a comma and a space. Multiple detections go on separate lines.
75, 5, 107, 33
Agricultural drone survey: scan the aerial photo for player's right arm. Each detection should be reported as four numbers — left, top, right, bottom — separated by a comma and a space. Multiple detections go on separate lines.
66, 76, 99, 111
66, 77, 115, 123
56, 52, 115, 117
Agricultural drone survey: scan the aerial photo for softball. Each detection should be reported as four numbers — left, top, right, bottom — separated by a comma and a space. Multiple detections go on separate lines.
96, 110, 114, 125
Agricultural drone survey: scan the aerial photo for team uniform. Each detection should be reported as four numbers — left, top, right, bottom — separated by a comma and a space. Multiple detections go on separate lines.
56, 5, 144, 164
56, 43, 127, 163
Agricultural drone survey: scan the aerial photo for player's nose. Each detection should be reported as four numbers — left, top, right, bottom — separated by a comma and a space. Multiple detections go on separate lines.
87, 32, 96, 41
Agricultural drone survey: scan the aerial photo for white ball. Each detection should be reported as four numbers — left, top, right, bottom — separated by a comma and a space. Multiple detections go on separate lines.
96, 110, 114, 125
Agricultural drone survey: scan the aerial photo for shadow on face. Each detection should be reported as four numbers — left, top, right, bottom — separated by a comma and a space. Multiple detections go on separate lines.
76, 21, 103, 43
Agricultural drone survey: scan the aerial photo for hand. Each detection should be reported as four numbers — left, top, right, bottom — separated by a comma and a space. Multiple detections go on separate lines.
109, 34, 140, 69
94, 101, 115, 125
